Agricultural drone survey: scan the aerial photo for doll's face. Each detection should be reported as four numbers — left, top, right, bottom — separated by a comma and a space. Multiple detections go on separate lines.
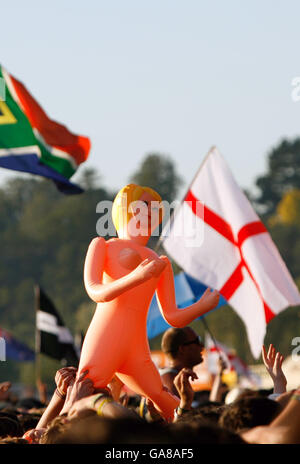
128, 191, 162, 238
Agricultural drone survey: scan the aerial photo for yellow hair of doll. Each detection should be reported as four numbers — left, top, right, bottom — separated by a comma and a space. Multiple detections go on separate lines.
112, 184, 163, 233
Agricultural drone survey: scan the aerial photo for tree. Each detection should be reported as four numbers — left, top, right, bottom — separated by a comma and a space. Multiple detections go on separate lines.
130, 153, 183, 204
255, 138, 300, 218
0, 169, 116, 386
276, 189, 300, 225
77, 167, 102, 191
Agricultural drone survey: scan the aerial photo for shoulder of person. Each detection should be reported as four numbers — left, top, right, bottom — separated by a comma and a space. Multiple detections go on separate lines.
159, 367, 179, 376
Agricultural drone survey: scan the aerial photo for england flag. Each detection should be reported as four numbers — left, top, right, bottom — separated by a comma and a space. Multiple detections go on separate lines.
162, 147, 300, 358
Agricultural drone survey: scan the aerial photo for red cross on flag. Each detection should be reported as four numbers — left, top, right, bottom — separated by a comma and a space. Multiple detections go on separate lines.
162, 147, 300, 358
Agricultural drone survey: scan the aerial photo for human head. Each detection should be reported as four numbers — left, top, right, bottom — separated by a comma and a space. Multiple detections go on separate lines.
0, 414, 23, 438
54, 416, 175, 444
161, 327, 204, 368
219, 396, 281, 433
39, 416, 70, 444
112, 184, 163, 239
169, 420, 246, 444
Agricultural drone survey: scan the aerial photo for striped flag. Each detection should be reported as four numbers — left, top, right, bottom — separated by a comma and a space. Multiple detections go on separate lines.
162, 147, 300, 358
0, 327, 35, 361
0, 65, 91, 194
35, 286, 79, 366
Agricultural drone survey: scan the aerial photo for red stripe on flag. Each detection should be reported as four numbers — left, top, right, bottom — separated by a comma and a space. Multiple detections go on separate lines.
185, 190, 236, 245
241, 255, 276, 324
263, 303, 276, 324
185, 189, 276, 324
238, 222, 267, 247
219, 262, 243, 301
10, 75, 90, 165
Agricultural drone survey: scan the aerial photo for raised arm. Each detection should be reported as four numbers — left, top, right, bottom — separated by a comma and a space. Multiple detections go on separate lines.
209, 356, 227, 403
84, 237, 168, 303
36, 367, 77, 429
262, 344, 287, 395
155, 256, 219, 327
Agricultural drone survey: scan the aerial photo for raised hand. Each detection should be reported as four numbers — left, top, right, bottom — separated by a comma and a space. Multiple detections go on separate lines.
262, 344, 287, 394
55, 366, 77, 396
59, 370, 94, 415
23, 427, 46, 444
217, 356, 227, 375
174, 368, 198, 411
0, 381, 11, 402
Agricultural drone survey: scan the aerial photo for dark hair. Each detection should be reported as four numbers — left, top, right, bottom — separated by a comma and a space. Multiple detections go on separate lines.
18, 413, 41, 432
0, 417, 23, 438
175, 403, 227, 425
219, 396, 281, 433
54, 416, 176, 444
16, 398, 45, 410
161, 328, 189, 358
169, 420, 246, 444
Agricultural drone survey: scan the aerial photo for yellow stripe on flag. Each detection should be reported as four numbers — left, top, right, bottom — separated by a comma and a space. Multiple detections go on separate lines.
0, 101, 17, 125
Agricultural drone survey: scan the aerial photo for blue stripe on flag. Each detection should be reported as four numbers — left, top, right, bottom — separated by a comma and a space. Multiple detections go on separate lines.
0, 330, 35, 361
0, 153, 83, 194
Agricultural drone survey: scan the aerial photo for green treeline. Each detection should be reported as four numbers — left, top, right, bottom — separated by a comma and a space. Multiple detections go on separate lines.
0, 143, 300, 387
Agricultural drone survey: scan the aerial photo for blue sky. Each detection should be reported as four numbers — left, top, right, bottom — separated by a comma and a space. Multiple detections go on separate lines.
1, 0, 300, 197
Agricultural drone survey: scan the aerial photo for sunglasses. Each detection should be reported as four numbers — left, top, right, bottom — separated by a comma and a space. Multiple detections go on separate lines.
182, 336, 203, 347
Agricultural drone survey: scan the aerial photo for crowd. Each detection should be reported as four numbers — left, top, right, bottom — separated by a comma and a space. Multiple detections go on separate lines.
0, 327, 299, 445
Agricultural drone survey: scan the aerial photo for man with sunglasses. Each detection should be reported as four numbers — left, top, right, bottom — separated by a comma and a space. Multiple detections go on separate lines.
160, 327, 204, 397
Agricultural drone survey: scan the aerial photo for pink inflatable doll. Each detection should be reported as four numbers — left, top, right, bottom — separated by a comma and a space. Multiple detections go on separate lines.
78, 184, 219, 420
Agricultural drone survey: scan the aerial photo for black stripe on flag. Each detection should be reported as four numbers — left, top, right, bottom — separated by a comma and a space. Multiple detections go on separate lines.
36, 287, 79, 367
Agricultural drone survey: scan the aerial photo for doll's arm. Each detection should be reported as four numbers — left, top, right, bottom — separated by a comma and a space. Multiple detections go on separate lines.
84, 238, 167, 303
155, 256, 219, 327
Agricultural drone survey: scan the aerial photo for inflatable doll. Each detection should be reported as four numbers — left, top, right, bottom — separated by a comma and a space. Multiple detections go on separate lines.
78, 184, 219, 420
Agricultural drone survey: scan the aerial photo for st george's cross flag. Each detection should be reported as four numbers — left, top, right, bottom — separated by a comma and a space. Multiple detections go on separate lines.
162, 147, 300, 358
0, 65, 90, 194
204, 333, 261, 387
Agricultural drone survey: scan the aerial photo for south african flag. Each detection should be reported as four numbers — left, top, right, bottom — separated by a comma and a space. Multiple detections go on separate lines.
0, 65, 91, 193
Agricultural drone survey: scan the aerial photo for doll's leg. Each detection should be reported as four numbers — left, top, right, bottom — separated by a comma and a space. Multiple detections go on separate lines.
78, 342, 124, 389
117, 359, 179, 420
79, 361, 118, 389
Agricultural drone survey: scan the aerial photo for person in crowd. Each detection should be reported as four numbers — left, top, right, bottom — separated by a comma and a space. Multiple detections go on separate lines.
241, 386, 300, 444
2, 339, 300, 444
208, 356, 228, 403
160, 327, 205, 397
219, 396, 281, 433
35, 366, 78, 429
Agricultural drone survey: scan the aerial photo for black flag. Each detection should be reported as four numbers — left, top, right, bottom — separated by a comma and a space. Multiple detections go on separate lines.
35, 286, 79, 367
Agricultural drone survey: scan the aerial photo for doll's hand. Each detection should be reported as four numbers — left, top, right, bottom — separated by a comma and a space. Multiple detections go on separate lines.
197, 288, 219, 313
132, 257, 167, 283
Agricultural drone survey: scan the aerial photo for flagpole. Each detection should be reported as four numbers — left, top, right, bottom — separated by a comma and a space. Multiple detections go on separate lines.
154, 146, 216, 253
153, 146, 223, 357
34, 285, 42, 395
200, 316, 223, 358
